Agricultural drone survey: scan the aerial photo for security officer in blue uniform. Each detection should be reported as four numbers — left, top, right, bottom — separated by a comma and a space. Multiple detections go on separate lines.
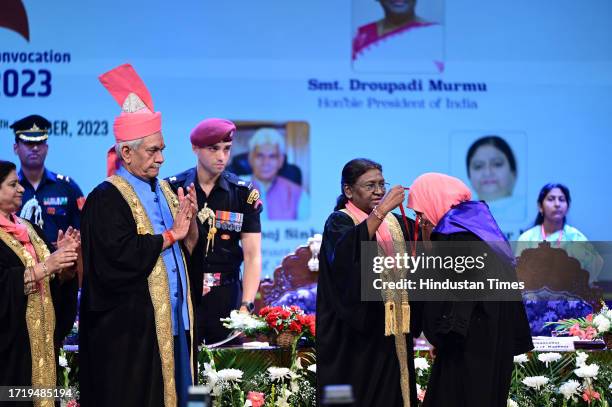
167, 118, 263, 346
10, 114, 85, 244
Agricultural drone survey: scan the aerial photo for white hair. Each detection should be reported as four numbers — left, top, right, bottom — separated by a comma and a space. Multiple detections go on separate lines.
115, 138, 144, 161
249, 127, 285, 156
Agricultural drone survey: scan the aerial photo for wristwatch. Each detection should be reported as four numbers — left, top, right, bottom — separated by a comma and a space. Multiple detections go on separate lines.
241, 301, 255, 313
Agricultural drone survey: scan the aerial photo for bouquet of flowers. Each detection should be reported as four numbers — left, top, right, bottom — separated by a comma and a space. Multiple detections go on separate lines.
258, 305, 316, 342
545, 302, 612, 342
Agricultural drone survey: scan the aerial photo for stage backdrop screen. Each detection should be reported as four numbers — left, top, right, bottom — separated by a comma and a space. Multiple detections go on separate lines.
1, 0, 611, 280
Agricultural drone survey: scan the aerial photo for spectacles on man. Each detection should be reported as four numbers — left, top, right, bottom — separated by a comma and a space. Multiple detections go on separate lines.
357, 182, 390, 193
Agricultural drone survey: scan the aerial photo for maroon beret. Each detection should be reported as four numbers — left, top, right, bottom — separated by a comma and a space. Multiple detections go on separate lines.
190, 118, 236, 147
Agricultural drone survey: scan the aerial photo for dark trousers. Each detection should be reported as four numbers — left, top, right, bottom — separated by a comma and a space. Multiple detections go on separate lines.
196, 281, 241, 346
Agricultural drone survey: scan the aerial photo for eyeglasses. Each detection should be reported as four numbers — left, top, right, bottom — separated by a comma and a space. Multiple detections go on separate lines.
357, 182, 390, 192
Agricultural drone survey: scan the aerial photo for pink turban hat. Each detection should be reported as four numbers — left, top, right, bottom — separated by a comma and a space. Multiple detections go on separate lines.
99, 63, 162, 176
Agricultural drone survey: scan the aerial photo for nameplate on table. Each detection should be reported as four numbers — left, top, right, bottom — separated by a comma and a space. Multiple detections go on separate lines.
532, 336, 576, 352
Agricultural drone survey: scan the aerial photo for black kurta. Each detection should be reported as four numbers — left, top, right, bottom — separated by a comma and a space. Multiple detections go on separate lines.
79, 181, 199, 407
316, 211, 421, 407
422, 232, 533, 407
0, 223, 78, 405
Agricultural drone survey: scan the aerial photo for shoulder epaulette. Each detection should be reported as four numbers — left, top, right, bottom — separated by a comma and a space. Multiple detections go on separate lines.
224, 172, 253, 189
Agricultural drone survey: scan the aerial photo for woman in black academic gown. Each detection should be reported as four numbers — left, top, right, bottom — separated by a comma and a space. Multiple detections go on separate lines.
407, 172, 533, 407
316, 158, 420, 407
0, 160, 79, 406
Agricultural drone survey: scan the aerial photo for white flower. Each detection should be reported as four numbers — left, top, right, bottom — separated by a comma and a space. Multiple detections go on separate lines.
575, 351, 588, 367
559, 380, 581, 401
606, 309, 612, 320
538, 352, 562, 367
244, 401, 252, 407
513, 354, 529, 365
307, 364, 316, 373
593, 314, 611, 333
507, 399, 518, 407
414, 357, 430, 374
58, 355, 68, 368
276, 387, 293, 407
221, 310, 266, 331
217, 368, 243, 382
522, 376, 549, 390
267, 367, 292, 381
574, 363, 599, 379
203, 363, 221, 395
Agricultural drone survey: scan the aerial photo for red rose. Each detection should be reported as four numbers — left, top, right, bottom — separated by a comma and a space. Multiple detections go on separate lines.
290, 305, 301, 312
279, 309, 291, 320
259, 306, 272, 317
309, 321, 316, 336
289, 320, 303, 333
586, 314, 593, 322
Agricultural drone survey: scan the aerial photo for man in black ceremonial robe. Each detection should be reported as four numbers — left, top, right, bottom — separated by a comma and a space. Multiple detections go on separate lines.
79, 64, 199, 407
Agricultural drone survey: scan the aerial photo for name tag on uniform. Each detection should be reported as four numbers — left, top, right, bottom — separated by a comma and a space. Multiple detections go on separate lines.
47, 206, 67, 216
215, 211, 243, 232
43, 196, 68, 206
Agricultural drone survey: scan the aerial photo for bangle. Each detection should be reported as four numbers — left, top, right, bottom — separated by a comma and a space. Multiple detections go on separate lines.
372, 206, 385, 221
163, 230, 176, 246
40, 261, 49, 277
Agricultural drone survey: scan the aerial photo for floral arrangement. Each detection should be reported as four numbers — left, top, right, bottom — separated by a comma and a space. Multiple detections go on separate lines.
57, 348, 80, 406
523, 298, 593, 336
413, 350, 611, 407
200, 348, 316, 407
545, 303, 612, 341
509, 351, 612, 406
221, 306, 316, 340
257, 305, 316, 339
413, 352, 432, 404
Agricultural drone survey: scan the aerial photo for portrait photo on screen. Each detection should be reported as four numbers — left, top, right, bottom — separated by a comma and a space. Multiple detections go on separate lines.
351, 0, 445, 73
226, 121, 310, 222
450, 131, 528, 226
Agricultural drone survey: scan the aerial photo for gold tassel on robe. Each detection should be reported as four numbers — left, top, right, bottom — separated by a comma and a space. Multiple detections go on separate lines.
385, 301, 396, 336
401, 301, 411, 334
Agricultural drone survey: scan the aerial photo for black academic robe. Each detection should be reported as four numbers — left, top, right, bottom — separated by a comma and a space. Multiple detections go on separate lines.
422, 232, 533, 407
0, 223, 78, 406
78, 181, 199, 407
316, 211, 421, 407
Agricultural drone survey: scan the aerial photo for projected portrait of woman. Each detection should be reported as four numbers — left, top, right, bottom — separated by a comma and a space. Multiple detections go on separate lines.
456, 133, 527, 235
466, 136, 517, 202
352, 0, 445, 73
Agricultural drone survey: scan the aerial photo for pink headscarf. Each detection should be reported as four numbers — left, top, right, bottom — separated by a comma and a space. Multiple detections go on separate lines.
99, 63, 162, 176
407, 173, 472, 226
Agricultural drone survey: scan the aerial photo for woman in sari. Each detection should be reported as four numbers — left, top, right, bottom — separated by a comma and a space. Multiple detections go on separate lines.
0, 160, 79, 407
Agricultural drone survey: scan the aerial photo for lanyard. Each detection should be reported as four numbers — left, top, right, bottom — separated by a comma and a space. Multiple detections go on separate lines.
399, 187, 417, 256
541, 224, 563, 248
